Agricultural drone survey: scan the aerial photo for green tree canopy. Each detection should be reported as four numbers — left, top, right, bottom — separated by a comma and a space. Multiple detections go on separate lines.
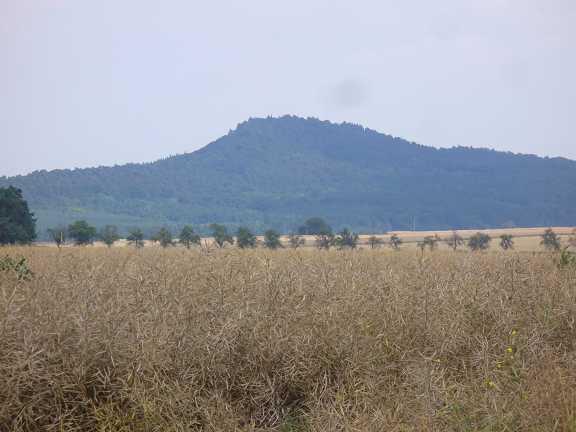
0, 186, 36, 245
152, 228, 174, 248
68, 220, 97, 245
210, 224, 234, 248
264, 229, 283, 249
236, 227, 257, 249
179, 225, 201, 249
126, 228, 145, 248
99, 225, 120, 247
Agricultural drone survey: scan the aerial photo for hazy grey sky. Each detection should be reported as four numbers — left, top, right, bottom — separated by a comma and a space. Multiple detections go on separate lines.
1, 0, 575, 176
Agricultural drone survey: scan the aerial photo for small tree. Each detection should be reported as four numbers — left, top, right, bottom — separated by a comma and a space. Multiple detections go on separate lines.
47, 226, 67, 248
152, 228, 174, 248
468, 232, 491, 251
315, 231, 335, 250
99, 225, 119, 248
288, 232, 305, 248
236, 227, 256, 249
68, 220, 97, 245
419, 235, 440, 252
264, 229, 283, 249
126, 228, 145, 248
389, 234, 402, 250
368, 235, 383, 249
179, 225, 201, 249
499, 234, 514, 250
334, 228, 359, 249
209, 224, 234, 248
445, 231, 464, 251
541, 228, 561, 251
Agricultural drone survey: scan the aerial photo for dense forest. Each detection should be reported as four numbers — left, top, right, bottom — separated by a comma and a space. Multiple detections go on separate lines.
1, 116, 575, 236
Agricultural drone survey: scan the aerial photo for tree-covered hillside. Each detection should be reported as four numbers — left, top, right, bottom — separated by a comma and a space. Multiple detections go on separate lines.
2, 116, 575, 236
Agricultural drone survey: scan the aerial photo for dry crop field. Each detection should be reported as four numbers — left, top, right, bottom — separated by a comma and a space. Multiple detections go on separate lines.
1, 246, 576, 431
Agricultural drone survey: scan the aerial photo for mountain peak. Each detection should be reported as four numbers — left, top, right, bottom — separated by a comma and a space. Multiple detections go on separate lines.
231, 115, 370, 137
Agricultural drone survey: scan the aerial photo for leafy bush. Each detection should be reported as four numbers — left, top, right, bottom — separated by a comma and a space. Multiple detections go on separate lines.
557, 247, 576, 268
0, 255, 34, 281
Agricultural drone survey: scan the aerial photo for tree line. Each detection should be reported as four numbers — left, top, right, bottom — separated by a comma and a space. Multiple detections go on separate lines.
1, 187, 574, 252
40, 219, 576, 253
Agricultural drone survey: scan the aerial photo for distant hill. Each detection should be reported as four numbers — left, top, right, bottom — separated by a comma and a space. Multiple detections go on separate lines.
2, 115, 575, 236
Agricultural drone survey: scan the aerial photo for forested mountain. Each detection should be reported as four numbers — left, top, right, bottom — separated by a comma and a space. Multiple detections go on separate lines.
2, 116, 575, 236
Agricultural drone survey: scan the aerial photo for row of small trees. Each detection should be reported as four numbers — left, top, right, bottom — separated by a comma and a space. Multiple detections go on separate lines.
46, 221, 296, 249
414, 228, 568, 252
46, 221, 321, 249
46, 218, 576, 252
46, 218, 395, 250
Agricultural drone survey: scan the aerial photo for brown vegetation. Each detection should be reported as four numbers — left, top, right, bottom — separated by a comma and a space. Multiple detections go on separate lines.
1, 247, 576, 431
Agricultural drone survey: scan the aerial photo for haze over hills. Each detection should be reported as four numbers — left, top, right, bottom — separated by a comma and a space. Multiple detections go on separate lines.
1, 115, 575, 236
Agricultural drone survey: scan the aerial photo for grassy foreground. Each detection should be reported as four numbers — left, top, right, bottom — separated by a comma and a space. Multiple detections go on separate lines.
1, 247, 576, 431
